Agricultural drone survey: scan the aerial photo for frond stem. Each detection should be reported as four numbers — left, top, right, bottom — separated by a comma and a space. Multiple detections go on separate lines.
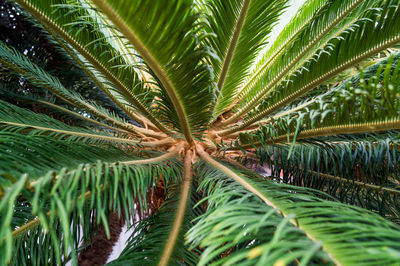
236, 119, 400, 150
123, 143, 184, 165
0, 50, 158, 138
196, 145, 340, 265
216, 0, 251, 97
11, 217, 40, 238
197, 145, 277, 207
309, 171, 400, 195
12, 190, 92, 238
37, 100, 129, 133
55, 37, 157, 131
196, 144, 340, 265
158, 149, 193, 266
218, 99, 316, 137
14, 0, 173, 136
0, 121, 172, 147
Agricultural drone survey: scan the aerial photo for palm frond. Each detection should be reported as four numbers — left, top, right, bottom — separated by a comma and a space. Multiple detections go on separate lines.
91, 0, 215, 141
0, 100, 165, 149
2, 157, 181, 265
52, 34, 156, 128
190, 159, 400, 265
0, 41, 148, 134
237, 0, 328, 100
242, 0, 400, 126
0, 127, 182, 265
0, 88, 125, 132
202, 0, 287, 118
13, 0, 172, 134
107, 151, 197, 266
188, 161, 330, 265
223, 0, 395, 126
254, 133, 400, 222
237, 51, 400, 148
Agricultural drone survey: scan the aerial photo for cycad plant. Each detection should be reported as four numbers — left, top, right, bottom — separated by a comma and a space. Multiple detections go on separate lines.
1, 0, 400, 265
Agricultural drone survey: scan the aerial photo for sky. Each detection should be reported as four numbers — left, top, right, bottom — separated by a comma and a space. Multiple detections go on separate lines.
267, 0, 307, 48
253, 0, 307, 69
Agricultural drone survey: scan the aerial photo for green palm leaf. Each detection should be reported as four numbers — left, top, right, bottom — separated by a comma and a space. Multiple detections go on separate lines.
241, 0, 400, 127
190, 159, 400, 265
13, 0, 173, 134
203, 0, 287, 118
237, 51, 400, 148
255, 134, 400, 222
91, 0, 215, 141
224, 0, 393, 126
239, 0, 328, 100
107, 182, 199, 266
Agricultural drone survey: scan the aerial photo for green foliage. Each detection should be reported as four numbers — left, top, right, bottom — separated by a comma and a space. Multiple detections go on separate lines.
1, 0, 400, 265
202, 0, 287, 118
2, 159, 181, 265
234, 0, 382, 120
188, 161, 400, 265
255, 133, 400, 223
188, 161, 332, 265
246, 0, 400, 123
239, 52, 400, 147
0, 100, 137, 148
108, 182, 201, 266
94, 0, 215, 136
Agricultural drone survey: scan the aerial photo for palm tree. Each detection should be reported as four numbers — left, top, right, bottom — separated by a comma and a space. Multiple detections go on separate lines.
1, 0, 400, 264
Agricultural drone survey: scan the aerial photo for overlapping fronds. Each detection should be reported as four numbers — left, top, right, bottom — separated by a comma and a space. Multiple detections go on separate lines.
241, 0, 400, 126
238, 0, 328, 100
107, 178, 200, 266
12, 0, 172, 133
254, 133, 400, 222
0, 100, 144, 147
201, 0, 287, 118
189, 160, 400, 265
0, 114, 182, 264
0, 88, 118, 131
224, 0, 397, 126
1, 157, 181, 265
91, 0, 215, 141
238, 51, 400, 148
0, 41, 143, 133
187, 161, 331, 265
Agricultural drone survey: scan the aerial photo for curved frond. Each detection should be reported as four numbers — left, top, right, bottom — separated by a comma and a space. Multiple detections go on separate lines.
255, 133, 400, 222
236, 51, 400, 149
237, 0, 327, 99
191, 159, 400, 265
0, 40, 151, 135
203, 0, 287, 118
0, 100, 169, 148
0, 123, 182, 265
13, 0, 172, 134
243, 0, 400, 126
3, 158, 181, 265
91, 0, 215, 141
107, 151, 197, 266
223, 0, 394, 126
